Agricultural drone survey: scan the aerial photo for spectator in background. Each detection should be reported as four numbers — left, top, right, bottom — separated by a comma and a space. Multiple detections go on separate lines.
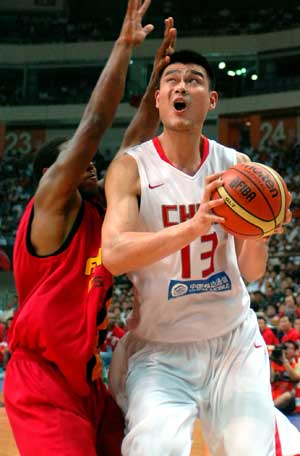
296, 292, 300, 316
0, 320, 5, 342
294, 317, 300, 340
257, 315, 279, 346
0, 319, 6, 367
278, 302, 287, 319
0, 296, 17, 322
112, 306, 123, 323
101, 315, 126, 353
1, 317, 13, 370
265, 303, 278, 322
279, 315, 299, 343
285, 286, 296, 298
265, 282, 281, 307
249, 290, 267, 313
271, 340, 300, 414
100, 314, 126, 384
0, 248, 11, 271
284, 294, 297, 317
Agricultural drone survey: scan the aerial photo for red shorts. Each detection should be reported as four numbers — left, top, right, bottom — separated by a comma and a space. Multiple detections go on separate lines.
4, 349, 124, 456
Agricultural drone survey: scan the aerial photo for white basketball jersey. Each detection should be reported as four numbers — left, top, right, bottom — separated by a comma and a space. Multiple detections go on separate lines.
127, 137, 250, 343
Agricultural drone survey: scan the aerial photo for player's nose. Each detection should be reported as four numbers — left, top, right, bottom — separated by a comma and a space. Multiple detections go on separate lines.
86, 161, 96, 172
175, 80, 187, 93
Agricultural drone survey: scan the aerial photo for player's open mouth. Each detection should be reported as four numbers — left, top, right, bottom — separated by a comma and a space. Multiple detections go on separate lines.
173, 101, 187, 112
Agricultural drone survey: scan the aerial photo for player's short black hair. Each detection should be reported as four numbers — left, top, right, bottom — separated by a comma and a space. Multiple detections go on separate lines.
159, 50, 216, 90
32, 137, 68, 184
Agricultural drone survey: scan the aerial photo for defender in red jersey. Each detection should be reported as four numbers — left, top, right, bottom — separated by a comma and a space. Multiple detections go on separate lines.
4, 2, 177, 454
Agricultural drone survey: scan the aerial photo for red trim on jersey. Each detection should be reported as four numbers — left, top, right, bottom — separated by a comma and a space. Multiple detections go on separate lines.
275, 419, 283, 456
152, 136, 209, 172
181, 246, 191, 279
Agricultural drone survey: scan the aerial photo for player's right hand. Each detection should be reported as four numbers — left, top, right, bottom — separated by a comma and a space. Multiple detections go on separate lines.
119, 0, 154, 47
193, 172, 226, 235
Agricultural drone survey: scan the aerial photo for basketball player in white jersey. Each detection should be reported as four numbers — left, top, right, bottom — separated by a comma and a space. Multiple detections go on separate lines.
102, 50, 300, 455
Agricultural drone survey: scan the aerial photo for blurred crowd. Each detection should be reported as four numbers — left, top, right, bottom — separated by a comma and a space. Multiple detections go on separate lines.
0, 147, 35, 259
0, 74, 95, 107
1, 137, 300, 411
0, 297, 16, 370
1, 5, 300, 44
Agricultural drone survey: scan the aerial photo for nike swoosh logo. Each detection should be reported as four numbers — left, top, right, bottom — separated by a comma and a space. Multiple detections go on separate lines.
254, 343, 263, 348
148, 183, 164, 189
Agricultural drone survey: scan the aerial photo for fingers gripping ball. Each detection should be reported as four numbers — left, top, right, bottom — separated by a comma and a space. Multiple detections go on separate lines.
211, 162, 289, 239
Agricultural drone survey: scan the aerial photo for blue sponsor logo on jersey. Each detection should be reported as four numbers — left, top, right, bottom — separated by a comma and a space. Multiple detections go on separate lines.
168, 272, 232, 299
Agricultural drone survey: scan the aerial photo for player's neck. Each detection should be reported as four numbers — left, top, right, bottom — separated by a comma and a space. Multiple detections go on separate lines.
158, 129, 203, 175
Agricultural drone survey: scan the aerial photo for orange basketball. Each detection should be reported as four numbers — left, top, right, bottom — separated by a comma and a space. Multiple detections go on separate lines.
211, 162, 289, 239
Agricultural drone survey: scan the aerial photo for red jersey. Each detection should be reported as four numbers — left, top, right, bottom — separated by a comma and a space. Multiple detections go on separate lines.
281, 328, 299, 343
271, 360, 299, 400
101, 325, 125, 352
0, 248, 11, 271
261, 327, 279, 346
10, 198, 112, 396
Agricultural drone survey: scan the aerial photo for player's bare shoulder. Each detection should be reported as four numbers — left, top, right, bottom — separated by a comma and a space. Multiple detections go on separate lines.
105, 150, 141, 197
236, 151, 251, 164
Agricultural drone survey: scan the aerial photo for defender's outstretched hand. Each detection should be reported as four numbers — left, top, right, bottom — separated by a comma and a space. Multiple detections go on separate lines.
119, 0, 154, 47
120, 16, 176, 150
151, 17, 177, 79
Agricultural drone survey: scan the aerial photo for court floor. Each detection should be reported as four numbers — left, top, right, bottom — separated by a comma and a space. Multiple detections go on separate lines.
0, 392, 211, 456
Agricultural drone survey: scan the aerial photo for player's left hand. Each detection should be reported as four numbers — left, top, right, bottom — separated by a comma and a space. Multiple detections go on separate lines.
118, 0, 154, 47
259, 192, 292, 242
151, 17, 177, 80
271, 191, 292, 235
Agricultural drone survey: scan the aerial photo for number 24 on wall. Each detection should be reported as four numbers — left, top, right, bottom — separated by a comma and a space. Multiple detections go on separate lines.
259, 120, 286, 150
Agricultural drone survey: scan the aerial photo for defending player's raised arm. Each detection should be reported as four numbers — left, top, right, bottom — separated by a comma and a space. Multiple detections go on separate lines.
120, 17, 177, 151
36, 0, 154, 207
102, 159, 225, 276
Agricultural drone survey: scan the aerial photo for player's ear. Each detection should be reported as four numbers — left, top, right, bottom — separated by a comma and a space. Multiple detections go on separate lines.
208, 91, 218, 111
155, 89, 160, 109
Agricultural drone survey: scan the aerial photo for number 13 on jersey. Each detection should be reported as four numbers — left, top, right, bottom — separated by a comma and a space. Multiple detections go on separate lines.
162, 204, 218, 279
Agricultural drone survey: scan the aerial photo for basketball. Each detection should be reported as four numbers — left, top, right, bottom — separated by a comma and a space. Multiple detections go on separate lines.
211, 162, 289, 239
